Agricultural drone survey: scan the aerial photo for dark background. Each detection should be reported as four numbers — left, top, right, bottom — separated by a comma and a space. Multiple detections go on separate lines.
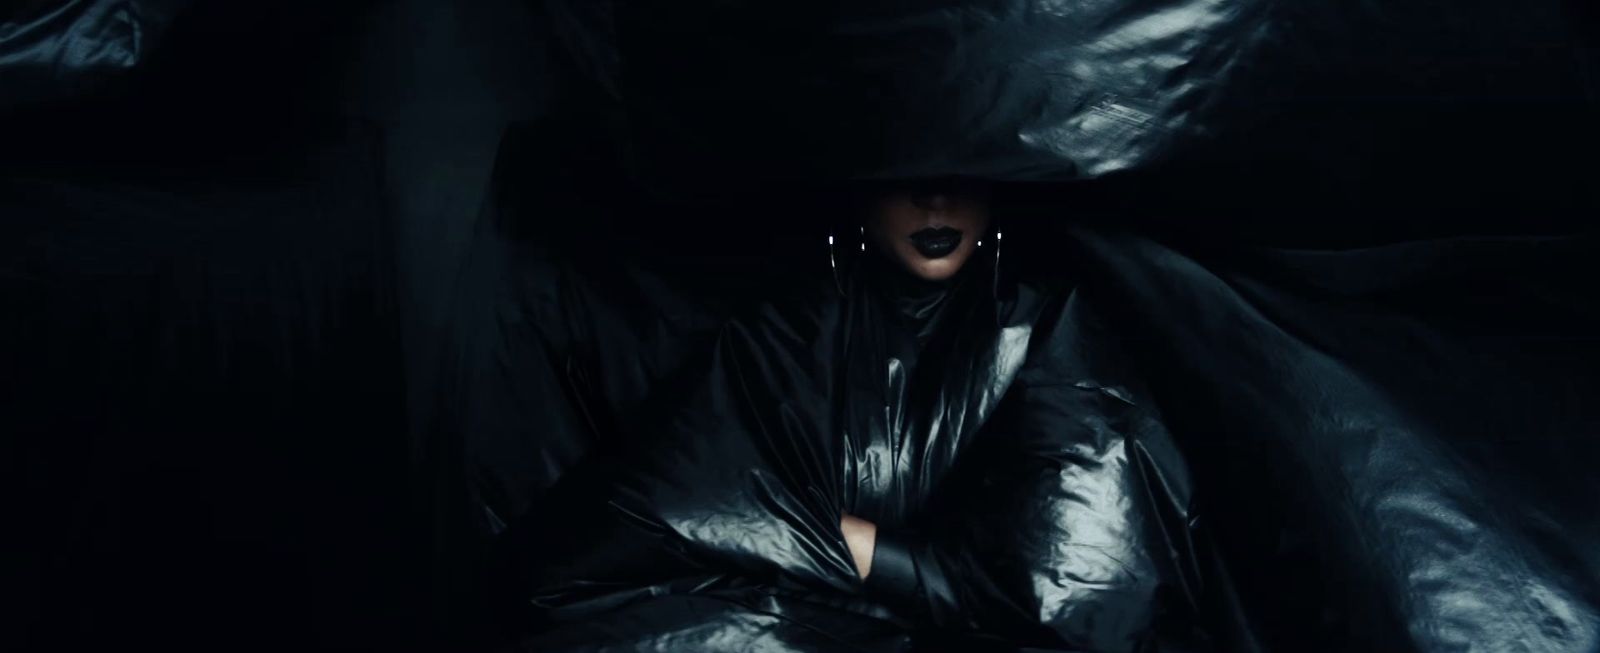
5, 1, 1595, 650
5, 2, 552, 650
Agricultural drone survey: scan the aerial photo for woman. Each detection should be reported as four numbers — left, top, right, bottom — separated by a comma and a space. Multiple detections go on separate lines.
507, 180, 1214, 652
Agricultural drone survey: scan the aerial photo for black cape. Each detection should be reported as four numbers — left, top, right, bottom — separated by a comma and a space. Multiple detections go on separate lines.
449, 201, 1599, 651
508, 246, 1214, 652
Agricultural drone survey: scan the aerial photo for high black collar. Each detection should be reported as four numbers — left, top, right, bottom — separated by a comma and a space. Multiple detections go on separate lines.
859, 247, 977, 345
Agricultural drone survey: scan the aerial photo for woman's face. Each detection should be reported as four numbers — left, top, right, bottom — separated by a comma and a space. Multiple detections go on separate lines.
864, 182, 992, 282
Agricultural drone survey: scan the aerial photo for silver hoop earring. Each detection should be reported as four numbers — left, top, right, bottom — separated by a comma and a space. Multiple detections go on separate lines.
828, 229, 845, 297
991, 225, 1004, 306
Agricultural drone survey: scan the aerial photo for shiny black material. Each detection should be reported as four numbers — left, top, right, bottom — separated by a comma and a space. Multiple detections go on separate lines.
547, 0, 1265, 195
1060, 229, 1600, 653
506, 249, 1214, 652
8, 1, 1589, 650
0, 0, 189, 111
453, 158, 1600, 649
544, 0, 1597, 227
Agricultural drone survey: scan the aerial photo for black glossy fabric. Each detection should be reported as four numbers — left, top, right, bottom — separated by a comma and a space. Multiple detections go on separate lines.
508, 248, 1214, 652
1060, 229, 1600, 653
542, 0, 1597, 205
547, 0, 1264, 195
0, 0, 189, 111
8, 2, 1595, 650
454, 203, 1600, 651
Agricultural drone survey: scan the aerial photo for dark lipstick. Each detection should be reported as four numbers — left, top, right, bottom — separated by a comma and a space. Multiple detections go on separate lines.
908, 227, 963, 259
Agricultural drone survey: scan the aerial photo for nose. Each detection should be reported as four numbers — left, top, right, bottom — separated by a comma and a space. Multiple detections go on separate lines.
909, 192, 949, 211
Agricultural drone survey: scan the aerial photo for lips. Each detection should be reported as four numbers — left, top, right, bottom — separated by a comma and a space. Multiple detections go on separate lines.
908, 227, 963, 259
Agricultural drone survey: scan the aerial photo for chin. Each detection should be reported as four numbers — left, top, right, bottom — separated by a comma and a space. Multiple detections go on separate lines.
910, 257, 967, 281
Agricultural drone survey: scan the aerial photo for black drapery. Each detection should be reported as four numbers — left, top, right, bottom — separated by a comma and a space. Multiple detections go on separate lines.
7, 1, 1598, 651
447, 158, 1600, 649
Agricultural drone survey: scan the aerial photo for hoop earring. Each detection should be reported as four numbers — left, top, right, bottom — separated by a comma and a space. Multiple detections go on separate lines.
985, 225, 998, 297
827, 225, 867, 297
992, 226, 1003, 302
828, 228, 844, 297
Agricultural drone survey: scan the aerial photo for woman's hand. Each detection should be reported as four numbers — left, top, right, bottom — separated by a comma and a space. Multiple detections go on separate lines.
840, 513, 877, 579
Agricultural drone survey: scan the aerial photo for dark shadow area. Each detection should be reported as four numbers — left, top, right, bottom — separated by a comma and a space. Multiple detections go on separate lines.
6, 1, 1598, 651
